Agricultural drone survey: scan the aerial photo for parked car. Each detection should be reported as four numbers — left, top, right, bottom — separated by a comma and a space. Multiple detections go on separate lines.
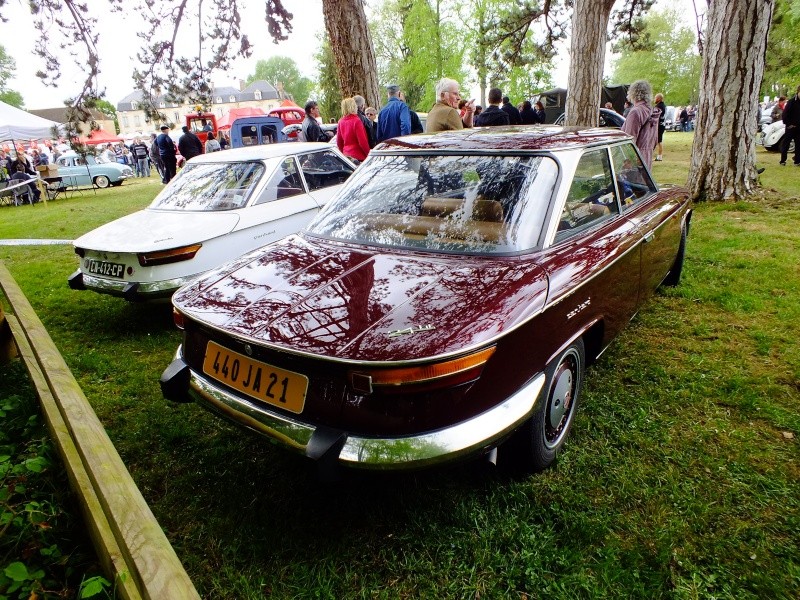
161, 127, 692, 474
68, 143, 355, 301
553, 107, 625, 128
56, 152, 133, 188
758, 120, 794, 154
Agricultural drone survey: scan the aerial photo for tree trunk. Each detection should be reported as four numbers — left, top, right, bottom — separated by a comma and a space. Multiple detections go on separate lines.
322, 0, 382, 109
565, 0, 615, 127
688, 0, 774, 201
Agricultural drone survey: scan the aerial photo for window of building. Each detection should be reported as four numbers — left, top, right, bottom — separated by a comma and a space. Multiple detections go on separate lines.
254, 90, 262, 100
229, 95, 236, 103
134, 116, 141, 127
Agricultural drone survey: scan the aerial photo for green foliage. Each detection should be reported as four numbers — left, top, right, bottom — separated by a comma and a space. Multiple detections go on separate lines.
0, 45, 22, 108
0, 90, 23, 108
763, 0, 800, 97
0, 366, 104, 599
314, 36, 342, 124
610, 8, 702, 105
247, 56, 314, 106
370, 0, 467, 112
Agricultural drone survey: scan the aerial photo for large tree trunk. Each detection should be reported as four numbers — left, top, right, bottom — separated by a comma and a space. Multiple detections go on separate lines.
322, 0, 381, 109
565, 0, 615, 127
688, 0, 774, 201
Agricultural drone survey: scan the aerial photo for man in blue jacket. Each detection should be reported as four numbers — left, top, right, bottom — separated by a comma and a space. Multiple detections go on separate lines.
376, 84, 411, 143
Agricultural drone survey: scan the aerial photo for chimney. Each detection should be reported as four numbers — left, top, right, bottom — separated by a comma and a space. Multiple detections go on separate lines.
239, 79, 245, 91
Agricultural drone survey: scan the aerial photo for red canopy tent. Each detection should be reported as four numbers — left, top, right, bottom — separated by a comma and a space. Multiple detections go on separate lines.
78, 128, 123, 145
216, 107, 266, 131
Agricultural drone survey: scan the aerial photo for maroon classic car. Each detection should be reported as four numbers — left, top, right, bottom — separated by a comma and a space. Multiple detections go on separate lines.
161, 127, 692, 474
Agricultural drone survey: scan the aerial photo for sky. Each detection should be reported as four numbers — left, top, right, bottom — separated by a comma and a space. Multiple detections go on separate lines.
3, 0, 701, 111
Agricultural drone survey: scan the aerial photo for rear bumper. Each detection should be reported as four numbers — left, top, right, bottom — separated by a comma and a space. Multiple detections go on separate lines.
161, 349, 545, 470
69, 270, 199, 301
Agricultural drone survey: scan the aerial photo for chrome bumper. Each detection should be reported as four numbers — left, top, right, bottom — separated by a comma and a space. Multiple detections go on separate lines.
172, 350, 545, 470
76, 272, 200, 301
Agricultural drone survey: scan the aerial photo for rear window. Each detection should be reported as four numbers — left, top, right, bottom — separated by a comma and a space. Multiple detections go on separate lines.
149, 161, 265, 211
308, 153, 559, 254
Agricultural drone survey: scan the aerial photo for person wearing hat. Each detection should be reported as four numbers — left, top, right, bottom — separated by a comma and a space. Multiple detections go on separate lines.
376, 84, 411, 143
155, 125, 177, 184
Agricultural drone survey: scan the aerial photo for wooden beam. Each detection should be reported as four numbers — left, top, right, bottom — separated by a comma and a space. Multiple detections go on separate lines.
0, 263, 200, 600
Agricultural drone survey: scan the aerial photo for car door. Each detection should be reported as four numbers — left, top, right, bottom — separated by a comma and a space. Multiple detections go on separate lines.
57, 156, 90, 187
543, 148, 642, 348
611, 142, 684, 300
235, 156, 320, 245
296, 149, 355, 207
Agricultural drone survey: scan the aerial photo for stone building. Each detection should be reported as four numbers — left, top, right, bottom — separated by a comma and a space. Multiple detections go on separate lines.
115, 80, 284, 137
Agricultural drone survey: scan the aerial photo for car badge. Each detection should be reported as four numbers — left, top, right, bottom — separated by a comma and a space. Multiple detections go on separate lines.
244, 344, 253, 356
387, 324, 435, 338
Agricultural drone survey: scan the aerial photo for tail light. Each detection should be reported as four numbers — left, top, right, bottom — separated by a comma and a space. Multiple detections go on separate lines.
349, 346, 495, 394
172, 308, 185, 330
137, 243, 202, 267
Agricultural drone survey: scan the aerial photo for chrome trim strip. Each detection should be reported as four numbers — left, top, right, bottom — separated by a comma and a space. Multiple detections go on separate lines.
186, 362, 545, 470
82, 272, 201, 298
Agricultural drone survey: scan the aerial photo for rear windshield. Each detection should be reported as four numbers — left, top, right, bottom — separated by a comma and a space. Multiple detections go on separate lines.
149, 161, 265, 211
308, 153, 558, 253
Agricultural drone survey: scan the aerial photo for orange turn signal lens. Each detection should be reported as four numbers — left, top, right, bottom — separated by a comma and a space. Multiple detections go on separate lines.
349, 346, 496, 393
137, 243, 202, 267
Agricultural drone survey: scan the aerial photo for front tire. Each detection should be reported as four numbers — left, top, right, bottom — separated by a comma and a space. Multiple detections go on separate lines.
94, 175, 110, 188
504, 338, 585, 472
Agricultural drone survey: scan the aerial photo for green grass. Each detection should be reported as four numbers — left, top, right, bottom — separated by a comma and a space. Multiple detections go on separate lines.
1, 144, 799, 599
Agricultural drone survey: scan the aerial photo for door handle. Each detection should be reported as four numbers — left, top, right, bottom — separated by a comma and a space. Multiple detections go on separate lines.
644, 232, 655, 243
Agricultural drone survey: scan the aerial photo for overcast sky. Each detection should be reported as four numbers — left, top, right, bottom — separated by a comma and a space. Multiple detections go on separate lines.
4, 0, 701, 111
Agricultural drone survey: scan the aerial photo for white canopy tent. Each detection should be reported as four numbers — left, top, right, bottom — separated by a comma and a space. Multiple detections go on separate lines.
0, 100, 61, 142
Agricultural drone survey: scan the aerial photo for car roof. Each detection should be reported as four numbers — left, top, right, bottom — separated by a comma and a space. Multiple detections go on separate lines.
187, 142, 334, 164
375, 126, 631, 153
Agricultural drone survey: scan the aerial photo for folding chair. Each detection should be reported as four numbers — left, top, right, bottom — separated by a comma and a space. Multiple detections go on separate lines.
12, 184, 34, 206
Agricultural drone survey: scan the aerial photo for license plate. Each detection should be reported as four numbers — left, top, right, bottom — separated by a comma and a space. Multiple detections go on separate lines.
86, 259, 125, 279
202, 341, 308, 414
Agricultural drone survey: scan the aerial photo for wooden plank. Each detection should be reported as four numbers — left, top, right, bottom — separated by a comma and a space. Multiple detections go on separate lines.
0, 304, 19, 363
6, 314, 141, 600
0, 263, 200, 600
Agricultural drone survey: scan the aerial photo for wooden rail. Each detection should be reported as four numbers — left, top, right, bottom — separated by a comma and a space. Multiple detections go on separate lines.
0, 263, 200, 600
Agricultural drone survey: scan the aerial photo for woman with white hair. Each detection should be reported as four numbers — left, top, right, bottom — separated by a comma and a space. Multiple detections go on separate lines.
622, 79, 661, 168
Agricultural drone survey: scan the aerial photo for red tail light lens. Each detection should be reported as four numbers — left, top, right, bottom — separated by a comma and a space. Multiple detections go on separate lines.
172, 308, 185, 330
137, 243, 202, 267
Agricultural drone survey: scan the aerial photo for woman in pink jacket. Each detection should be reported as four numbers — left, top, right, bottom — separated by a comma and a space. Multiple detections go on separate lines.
337, 97, 370, 164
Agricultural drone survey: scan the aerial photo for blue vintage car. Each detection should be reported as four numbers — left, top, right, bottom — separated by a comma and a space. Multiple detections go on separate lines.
55, 152, 134, 188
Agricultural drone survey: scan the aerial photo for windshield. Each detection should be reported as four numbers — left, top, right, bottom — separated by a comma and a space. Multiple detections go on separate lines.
308, 153, 558, 254
149, 161, 266, 211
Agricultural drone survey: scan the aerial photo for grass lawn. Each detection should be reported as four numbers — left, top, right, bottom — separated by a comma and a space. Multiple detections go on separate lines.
1, 136, 799, 599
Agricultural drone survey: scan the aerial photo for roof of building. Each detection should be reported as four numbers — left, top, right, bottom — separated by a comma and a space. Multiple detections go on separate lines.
28, 107, 109, 123
116, 80, 280, 111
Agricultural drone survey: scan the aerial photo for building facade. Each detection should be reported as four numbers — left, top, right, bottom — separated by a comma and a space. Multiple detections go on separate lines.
115, 80, 285, 137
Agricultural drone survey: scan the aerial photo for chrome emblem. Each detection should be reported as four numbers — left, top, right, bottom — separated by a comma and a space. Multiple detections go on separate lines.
387, 324, 435, 338
244, 344, 253, 356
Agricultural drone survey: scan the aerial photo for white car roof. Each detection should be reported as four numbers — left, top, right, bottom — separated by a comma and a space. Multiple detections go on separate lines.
187, 142, 334, 165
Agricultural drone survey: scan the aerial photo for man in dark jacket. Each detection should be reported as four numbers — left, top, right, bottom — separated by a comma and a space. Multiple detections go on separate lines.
354, 95, 376, 148
501, 96, 522, 125
156, 125, 177, 183
475, 88, 510, 127
178, 126, 203, 162
780, 84, 800, 166
301, 101, 328, 143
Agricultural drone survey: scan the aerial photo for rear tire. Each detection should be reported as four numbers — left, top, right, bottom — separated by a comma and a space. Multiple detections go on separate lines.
662, 224, 686, 287
504, 338, 584, 473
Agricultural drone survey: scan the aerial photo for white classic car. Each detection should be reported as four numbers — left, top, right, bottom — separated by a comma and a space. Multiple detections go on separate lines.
68, 143, 356, 301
